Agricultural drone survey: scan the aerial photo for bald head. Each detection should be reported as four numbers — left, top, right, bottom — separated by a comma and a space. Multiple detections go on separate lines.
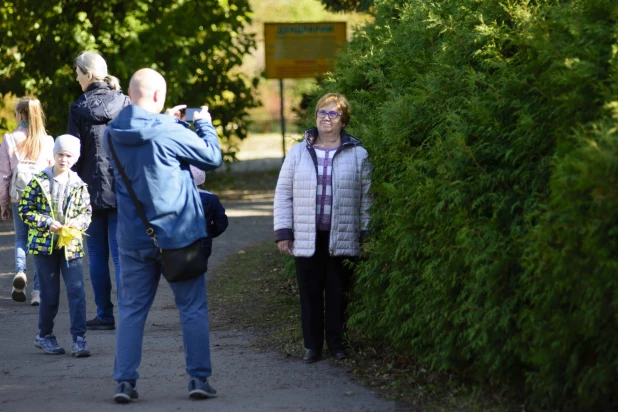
128, 68, 167, 113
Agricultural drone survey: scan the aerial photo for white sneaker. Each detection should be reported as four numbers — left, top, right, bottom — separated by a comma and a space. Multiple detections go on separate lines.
31, 290, 40, 306
11, 272, 27, 302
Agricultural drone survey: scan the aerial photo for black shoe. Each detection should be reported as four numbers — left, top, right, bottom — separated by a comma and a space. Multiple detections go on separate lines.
303, 349, 322, 364
86, 316, 115, 330
331, 350, 348, 360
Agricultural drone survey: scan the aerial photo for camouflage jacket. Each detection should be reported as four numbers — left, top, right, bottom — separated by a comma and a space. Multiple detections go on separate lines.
18, 170, 92, 260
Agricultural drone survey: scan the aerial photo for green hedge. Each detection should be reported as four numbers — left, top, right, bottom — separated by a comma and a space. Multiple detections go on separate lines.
303, 0, 618, 408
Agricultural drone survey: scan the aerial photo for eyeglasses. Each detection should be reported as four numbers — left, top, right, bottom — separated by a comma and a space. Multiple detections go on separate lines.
316, 110, 342, 120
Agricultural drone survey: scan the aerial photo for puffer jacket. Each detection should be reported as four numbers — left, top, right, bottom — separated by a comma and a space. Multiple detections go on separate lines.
274, 128, 372, 257
67, 82, 131, 210
18, 169, 92, 261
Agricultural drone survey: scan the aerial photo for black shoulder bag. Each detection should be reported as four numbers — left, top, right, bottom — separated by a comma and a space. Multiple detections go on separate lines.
106, 135, 206, 282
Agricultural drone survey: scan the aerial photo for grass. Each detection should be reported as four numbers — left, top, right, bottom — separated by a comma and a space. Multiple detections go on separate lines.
208, 240, 304, 357
205, 169, 280, 201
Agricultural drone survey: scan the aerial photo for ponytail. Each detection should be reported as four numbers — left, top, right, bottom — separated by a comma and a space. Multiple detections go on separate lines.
15, 97, 46, 161
105, 75, 122, 91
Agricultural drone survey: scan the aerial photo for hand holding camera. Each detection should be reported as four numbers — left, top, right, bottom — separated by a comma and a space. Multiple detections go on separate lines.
189, 106, 211, 123
165, 105, 211, 123
165, 104, 187, 118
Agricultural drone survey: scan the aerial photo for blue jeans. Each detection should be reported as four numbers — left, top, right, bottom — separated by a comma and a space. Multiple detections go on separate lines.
114, 245, 212, 383
34, 253, 87, 341
12, 202, 39, 291
85, 209, 120, 323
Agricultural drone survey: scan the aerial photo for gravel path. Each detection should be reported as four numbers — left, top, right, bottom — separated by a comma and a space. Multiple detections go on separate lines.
0, 196, 403, 411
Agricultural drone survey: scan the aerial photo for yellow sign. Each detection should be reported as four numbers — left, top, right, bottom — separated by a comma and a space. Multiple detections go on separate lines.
264, 22, 347, 79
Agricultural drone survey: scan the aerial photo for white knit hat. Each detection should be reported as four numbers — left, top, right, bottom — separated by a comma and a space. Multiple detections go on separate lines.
190, 165, 205, 186
54, 134, 81, 162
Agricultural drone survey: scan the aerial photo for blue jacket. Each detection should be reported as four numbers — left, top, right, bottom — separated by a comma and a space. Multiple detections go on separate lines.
103, 105, 222, 250
198, 189, 228, 269
198, 190, 228, 259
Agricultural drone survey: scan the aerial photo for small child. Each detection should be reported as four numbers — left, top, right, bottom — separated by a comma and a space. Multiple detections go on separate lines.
190, 165, 228, 268
19, 134, 92, 357
198, 189, 228, 270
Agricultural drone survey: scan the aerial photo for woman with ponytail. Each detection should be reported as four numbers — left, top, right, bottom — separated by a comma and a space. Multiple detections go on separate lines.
68, 50, 130, 331
0, 97, 54, 304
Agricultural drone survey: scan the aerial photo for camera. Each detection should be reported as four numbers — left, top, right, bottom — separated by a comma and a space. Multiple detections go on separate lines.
180, 108, 200, 122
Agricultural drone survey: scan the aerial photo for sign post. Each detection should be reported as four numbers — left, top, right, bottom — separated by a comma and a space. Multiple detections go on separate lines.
264, 22, 347, 159
279, 78, 285, 158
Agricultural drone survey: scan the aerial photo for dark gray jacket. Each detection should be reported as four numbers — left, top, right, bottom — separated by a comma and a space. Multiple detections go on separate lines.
67, 82, 131, 210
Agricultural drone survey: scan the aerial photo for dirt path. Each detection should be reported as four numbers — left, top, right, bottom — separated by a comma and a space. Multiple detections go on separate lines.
0, 196, 404, 411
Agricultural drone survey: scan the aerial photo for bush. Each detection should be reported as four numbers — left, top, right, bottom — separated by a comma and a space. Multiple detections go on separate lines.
302, 0, 618, 408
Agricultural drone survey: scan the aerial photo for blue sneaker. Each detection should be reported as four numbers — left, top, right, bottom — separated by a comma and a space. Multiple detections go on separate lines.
114, 382, 138, 403
34, 334, 65, 355
188, 378, 217, 399
71, 336, 90, 358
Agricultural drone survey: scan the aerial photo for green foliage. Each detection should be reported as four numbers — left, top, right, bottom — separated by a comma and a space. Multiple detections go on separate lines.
0, 94, 16, 136
0, 0, 258, 155
302, 0, 618, 408
319, 0, 373, 13
522, 120, 618, 409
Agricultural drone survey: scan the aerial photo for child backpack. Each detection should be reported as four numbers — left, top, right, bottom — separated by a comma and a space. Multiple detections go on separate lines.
7, 133, 40, 202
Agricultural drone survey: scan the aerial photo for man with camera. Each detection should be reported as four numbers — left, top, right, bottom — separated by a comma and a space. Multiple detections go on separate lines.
103, 68, 222, 403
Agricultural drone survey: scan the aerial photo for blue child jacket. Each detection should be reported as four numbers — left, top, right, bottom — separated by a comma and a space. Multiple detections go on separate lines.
198, 189, 228, 270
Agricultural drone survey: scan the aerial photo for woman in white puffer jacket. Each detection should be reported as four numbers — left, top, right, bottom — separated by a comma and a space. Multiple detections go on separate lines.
274, 92, 372, 364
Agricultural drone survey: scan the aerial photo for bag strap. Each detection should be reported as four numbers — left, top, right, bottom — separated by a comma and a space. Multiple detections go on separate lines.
106, 134, 161, 250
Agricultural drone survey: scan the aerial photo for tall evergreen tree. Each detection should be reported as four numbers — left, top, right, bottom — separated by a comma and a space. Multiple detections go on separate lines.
302, 0, 618, 408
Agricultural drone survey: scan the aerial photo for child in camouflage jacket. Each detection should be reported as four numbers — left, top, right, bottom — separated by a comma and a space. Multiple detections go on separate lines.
19, 134, 92, 357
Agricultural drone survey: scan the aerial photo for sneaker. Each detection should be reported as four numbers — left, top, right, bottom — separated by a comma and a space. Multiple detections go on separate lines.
188, 378, 217, 399
30, 290, 40, 306
86, 316, 115, 330
71, 336, 91, 358
34, 334, 65, 355
114, 382, 138, 403
11, 272, 27, 302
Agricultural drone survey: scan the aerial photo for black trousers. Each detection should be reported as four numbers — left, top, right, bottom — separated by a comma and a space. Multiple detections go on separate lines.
294, 231, 354, 354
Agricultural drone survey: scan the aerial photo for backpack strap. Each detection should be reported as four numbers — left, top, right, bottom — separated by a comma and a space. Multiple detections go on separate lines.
6, 132, 22, 162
